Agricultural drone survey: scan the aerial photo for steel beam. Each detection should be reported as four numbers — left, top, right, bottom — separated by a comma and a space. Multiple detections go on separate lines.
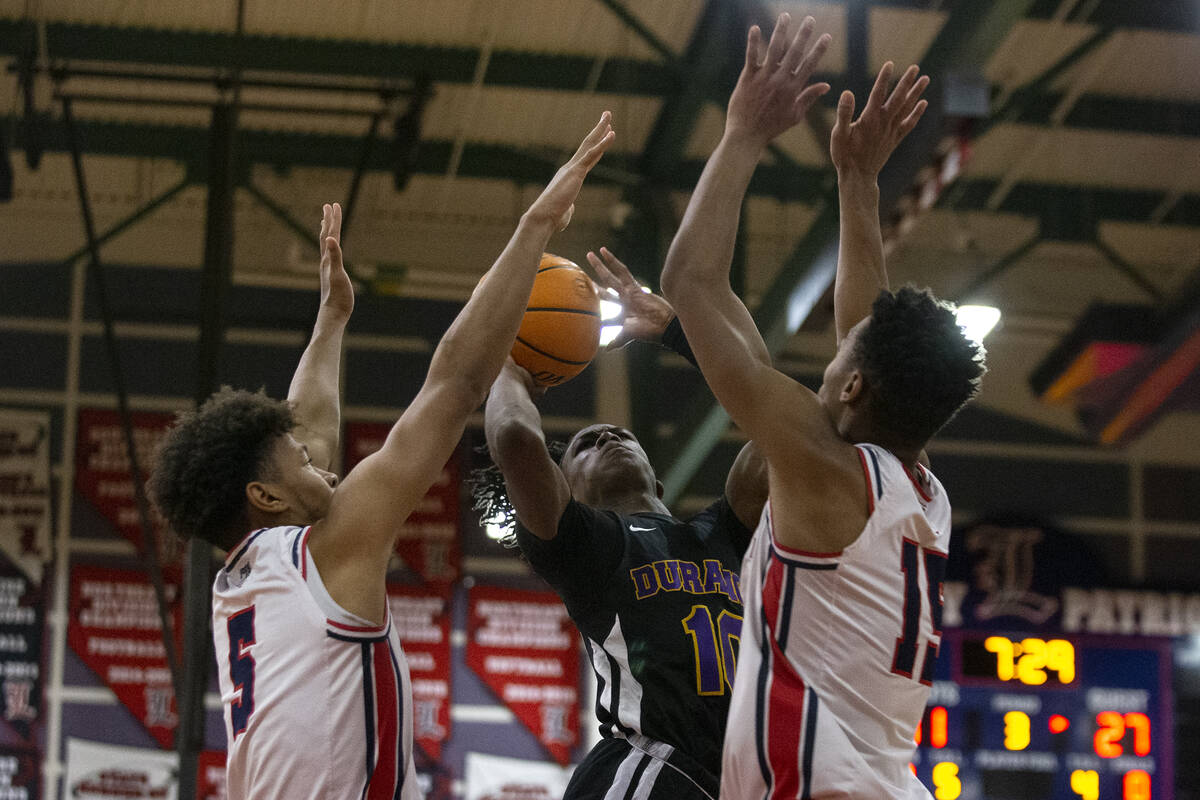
177, 101, 239, 796
660, 0, 1040, 504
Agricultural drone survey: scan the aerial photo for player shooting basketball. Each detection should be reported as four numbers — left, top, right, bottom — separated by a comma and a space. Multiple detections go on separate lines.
149, 113, 614, 800
658, 13, 985, 800
479, 264, 765, 800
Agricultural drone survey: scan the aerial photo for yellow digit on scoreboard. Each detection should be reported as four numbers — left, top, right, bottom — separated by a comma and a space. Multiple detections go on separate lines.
931, 762, 961, 800
1003, 711, 1031, 751
1070, 769, 1099, 800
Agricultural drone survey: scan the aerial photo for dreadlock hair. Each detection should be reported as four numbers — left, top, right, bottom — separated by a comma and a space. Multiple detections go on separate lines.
469, 439, 568, 549
852, 286, 986, 447
149, 387, 296, 549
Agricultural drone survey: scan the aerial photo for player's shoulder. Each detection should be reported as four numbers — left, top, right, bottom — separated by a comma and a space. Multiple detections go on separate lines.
219, 525, 309, 582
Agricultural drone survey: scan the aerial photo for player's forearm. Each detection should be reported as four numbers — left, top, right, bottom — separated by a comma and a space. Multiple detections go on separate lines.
484, 375, 545, 471
287, 313, 349, 469
426, 213, 557, 408
661, 135, 761, 304
834, 170, 887, 343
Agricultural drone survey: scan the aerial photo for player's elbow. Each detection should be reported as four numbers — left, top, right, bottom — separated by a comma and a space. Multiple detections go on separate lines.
485, 415, 543, 467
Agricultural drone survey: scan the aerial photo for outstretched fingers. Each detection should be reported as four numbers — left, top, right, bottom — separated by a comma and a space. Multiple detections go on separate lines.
864, 61, 894, 115
587, 247, 638, 297
793, 81, 831, 120
572, 111, 614, 168
744, 25, 764, 73
899, 99, 928, 136
885, 64, 920, 113
329, 201, 342, 243
779, 15, 815, 75
763, 12, 791, 69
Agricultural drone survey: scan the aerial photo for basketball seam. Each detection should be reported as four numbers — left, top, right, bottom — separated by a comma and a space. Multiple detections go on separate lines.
536, 265, 578, 274
524, 306, 601, 317
514, 336, 593, 366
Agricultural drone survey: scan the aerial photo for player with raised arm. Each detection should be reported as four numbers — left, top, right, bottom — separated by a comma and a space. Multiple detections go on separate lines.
659, 15, 984, 799
149, 113, 614, 800
478, 246, 766, 800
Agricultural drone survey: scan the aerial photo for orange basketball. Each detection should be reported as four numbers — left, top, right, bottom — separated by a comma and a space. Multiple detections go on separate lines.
511, 254, 602, 386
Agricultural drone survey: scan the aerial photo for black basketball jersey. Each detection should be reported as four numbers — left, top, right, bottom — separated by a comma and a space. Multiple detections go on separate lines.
516, 497, 751, 780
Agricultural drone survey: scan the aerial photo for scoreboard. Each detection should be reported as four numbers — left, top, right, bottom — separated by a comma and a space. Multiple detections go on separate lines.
912, 631, 1174, 799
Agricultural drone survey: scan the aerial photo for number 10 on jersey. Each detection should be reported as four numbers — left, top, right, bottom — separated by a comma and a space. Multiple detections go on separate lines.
682, 606, 743, 695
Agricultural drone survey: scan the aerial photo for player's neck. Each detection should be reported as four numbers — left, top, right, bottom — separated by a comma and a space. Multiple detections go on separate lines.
596, 492, 670, 517
850, 420, 923, 468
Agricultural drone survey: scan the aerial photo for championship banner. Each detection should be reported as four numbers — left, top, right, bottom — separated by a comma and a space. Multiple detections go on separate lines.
464, 752, 574, 800
0, 410, 51, 585
196, 750, 227, 800
0, 551, 43, 744
74, 408, 174, 558
344, 422, 461, 588
0, 747, 39, 800
466, 586, 579, 766
67, 565, 181, 749
64, 737, 177, 800
388, 586, 452, 760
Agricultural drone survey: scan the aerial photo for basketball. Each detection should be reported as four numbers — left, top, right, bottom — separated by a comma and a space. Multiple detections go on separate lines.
511, 254, 602, 386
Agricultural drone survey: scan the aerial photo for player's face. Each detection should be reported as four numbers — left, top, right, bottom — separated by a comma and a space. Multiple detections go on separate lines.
267, 434, 338, 522
560, 424, 656, 499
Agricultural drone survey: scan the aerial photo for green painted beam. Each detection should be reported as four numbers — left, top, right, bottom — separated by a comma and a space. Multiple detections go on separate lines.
3, 19, 1194, 142
659, 0, 1040, 504
939, 178, 1200, 227
3, 114, 830, 202
0, 19, 676, 96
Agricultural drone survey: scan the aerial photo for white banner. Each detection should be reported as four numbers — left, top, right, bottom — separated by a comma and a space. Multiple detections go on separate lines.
64, 738, 177, 800
0, 411, 51, 585
464, 752, 574, 800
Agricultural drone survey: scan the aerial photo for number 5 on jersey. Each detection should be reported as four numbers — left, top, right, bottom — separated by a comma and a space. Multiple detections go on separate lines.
227, 606, 257, 736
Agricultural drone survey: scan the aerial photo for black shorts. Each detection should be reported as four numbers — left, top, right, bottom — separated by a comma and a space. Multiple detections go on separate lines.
563, 735, 719, 800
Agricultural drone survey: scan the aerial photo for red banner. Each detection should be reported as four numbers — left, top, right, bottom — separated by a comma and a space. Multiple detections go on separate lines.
0, 551, 44, 745
466, 586, 579, 765
67, 565, 181, 749
74, 409, 174, 558
388, 586, 452, 761
344, 422, 461, 588
0, 746, 39, 799
197, 750, 227, 800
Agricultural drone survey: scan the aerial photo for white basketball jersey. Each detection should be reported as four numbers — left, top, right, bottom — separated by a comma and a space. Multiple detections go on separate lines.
721, 444, 950, 800
212, 526, 421, 800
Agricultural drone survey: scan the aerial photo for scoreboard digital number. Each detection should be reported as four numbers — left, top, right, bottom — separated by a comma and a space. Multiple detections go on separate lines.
912, 631, 1173, 799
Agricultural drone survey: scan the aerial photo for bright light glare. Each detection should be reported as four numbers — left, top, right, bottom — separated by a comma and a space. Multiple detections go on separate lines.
600, 299, 623, 320
956, 305, 1000, 345
485, 520, 512, 540
599, 324, 623, 346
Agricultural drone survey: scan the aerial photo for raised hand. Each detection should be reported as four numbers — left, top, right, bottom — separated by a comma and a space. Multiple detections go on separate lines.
499, 355, 547, 401
830, 62, 929, 179
725, 13, 832, 149
318, 202, 355, 324
586, 247, 675, 350
526, 112, 616, 231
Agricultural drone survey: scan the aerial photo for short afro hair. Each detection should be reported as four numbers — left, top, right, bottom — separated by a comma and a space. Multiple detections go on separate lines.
852, 286, 986, 447
149, 387, 295, 549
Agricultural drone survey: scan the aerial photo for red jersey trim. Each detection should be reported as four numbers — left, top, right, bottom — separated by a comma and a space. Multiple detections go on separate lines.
902, 463, 934, 503
765, 501, 844, 560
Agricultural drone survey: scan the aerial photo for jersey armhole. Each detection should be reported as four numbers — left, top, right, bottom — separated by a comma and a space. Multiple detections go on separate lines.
856, 445, 883, 516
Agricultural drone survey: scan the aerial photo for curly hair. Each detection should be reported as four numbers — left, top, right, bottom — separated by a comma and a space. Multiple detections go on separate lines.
852, 286, 986, 447
469, 439, 567, 549
149, 387, 295, 549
